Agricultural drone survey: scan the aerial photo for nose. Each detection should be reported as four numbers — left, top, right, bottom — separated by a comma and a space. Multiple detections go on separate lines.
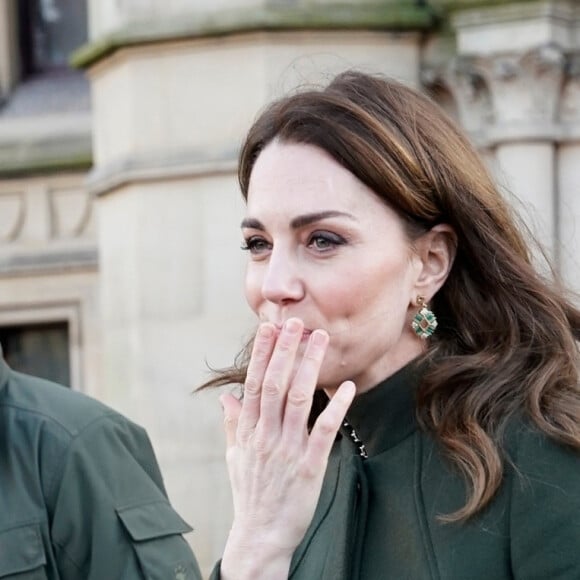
261, 249, 304, 304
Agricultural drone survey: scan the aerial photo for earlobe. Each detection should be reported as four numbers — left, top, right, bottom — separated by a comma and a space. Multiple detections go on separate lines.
413, 224, 457, 301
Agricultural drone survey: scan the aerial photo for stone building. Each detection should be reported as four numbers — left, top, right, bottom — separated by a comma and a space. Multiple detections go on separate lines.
0, 0, 578, 573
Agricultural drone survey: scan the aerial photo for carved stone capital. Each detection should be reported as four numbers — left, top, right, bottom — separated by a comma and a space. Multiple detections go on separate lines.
482, 44, 566, 125
426, 44, 569, 138
422, 57, 492, 135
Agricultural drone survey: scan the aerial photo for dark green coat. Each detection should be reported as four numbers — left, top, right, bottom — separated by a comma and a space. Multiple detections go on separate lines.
0, 354, 202, 580
213, 362, 580, 579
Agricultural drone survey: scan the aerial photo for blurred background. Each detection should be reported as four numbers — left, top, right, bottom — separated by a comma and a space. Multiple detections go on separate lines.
0, 0, 579, 574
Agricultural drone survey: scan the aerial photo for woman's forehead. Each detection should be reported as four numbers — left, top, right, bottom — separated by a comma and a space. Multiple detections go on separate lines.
246, 142, 381, 215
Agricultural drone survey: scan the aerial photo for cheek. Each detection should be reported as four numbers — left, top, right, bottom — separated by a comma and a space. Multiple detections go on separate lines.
340, 261, 413, 323
244, 266, 262, 313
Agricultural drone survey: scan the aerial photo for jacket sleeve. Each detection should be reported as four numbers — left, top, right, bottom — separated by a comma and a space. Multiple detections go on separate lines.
49, 412, 202, 580
510, 426, 580, 579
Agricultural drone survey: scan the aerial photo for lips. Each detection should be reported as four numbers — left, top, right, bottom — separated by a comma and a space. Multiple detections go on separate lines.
272, 323, 313, 341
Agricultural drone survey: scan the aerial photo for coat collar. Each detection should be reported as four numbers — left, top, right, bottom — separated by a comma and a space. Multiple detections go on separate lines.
342, 358, 423, 458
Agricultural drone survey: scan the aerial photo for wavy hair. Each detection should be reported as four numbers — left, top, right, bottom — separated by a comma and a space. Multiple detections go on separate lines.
202, 70, 580, 521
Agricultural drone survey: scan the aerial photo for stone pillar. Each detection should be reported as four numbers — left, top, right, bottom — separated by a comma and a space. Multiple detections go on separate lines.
87, 38, 256, 570
80, 0, 434, 571
485, 46, 564, 261
451, 1, 576, 269
558, 56, 580, 295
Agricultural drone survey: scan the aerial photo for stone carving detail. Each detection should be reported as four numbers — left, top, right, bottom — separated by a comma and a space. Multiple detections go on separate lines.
475, 44, 565, 126
426, 44, 571, 136
49, 187, 93, 239
422, 58, 493, 135
0, 183, 94, 246
0, 191, 25, 242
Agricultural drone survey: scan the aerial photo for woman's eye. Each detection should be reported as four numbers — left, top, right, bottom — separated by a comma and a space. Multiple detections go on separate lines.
308, 232, 346, 252
241, 237, 271, 254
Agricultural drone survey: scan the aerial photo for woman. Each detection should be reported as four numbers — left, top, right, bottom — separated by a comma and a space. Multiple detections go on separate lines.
206, 70, 580, 579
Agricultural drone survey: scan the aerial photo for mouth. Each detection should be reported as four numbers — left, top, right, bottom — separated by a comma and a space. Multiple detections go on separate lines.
273, 323, 313, 342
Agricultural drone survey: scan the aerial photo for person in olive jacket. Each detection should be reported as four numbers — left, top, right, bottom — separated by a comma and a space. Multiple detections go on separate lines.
0, 348, 202, 579
202, 71, 580, 579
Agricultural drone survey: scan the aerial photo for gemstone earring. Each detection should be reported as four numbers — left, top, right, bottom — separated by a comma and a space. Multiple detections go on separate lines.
411, 296, 438, 339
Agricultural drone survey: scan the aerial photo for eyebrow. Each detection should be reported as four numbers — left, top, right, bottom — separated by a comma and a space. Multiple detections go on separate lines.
240, 210, 357, 230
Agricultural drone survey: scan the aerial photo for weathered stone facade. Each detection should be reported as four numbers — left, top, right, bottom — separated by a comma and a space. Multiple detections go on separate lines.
0, 0, 579, 572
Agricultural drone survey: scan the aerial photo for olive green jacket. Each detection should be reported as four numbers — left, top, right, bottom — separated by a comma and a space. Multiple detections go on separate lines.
0, 354, 202, 580
212, 362, 580, 579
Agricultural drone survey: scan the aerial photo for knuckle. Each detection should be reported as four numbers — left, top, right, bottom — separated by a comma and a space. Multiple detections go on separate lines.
278, 445, 298, 465
262, 379, 282, 397
244, 375, 261, 396
287, 388, 311, 407
253, 434, 272, 458
316, 416, 337, 436
237, 425, 254, 442
276, 337, 294, 352
298, 461, 318, 480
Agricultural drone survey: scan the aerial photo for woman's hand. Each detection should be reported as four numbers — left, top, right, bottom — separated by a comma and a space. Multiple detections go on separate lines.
219, 318, 356, 580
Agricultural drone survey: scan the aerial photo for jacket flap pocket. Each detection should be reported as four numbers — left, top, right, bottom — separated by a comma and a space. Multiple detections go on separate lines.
0, 523, 46, 576
117, 501, 193, 542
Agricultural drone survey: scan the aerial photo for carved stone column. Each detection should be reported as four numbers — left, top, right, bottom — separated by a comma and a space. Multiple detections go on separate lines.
483, 45, 564, 262
448, 0, 579, 272
558, 53, 580, 294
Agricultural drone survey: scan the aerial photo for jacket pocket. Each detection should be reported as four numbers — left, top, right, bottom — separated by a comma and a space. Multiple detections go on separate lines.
0, 523, 47, 578
117, 500, 200, 580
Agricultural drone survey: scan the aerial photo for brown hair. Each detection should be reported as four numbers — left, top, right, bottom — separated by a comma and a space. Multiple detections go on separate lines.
203, 70, 580, 521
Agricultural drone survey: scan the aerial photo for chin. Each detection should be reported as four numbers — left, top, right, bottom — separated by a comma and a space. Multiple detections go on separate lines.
315, 367, 348, 394
291, 354, 351, 393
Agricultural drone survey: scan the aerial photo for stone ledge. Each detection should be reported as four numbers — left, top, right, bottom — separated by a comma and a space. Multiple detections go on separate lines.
72, 2, 439, 69
0, 135, 92, 178
433, 0, 556, 12
0, 247, 98, 277
88, 148, 238, 197
451, 0, 577, 27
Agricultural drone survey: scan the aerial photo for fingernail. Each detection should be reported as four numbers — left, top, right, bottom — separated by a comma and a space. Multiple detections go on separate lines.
341, 381, 356, 400
311, 329, 328, 346
258, 324, 274, 338
284, 318, 302, 333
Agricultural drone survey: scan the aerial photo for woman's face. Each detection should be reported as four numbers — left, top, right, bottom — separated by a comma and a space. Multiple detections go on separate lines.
242, 141, 426, 394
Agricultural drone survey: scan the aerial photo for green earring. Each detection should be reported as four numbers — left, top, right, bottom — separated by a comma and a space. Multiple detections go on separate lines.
411, 296, 438, 339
